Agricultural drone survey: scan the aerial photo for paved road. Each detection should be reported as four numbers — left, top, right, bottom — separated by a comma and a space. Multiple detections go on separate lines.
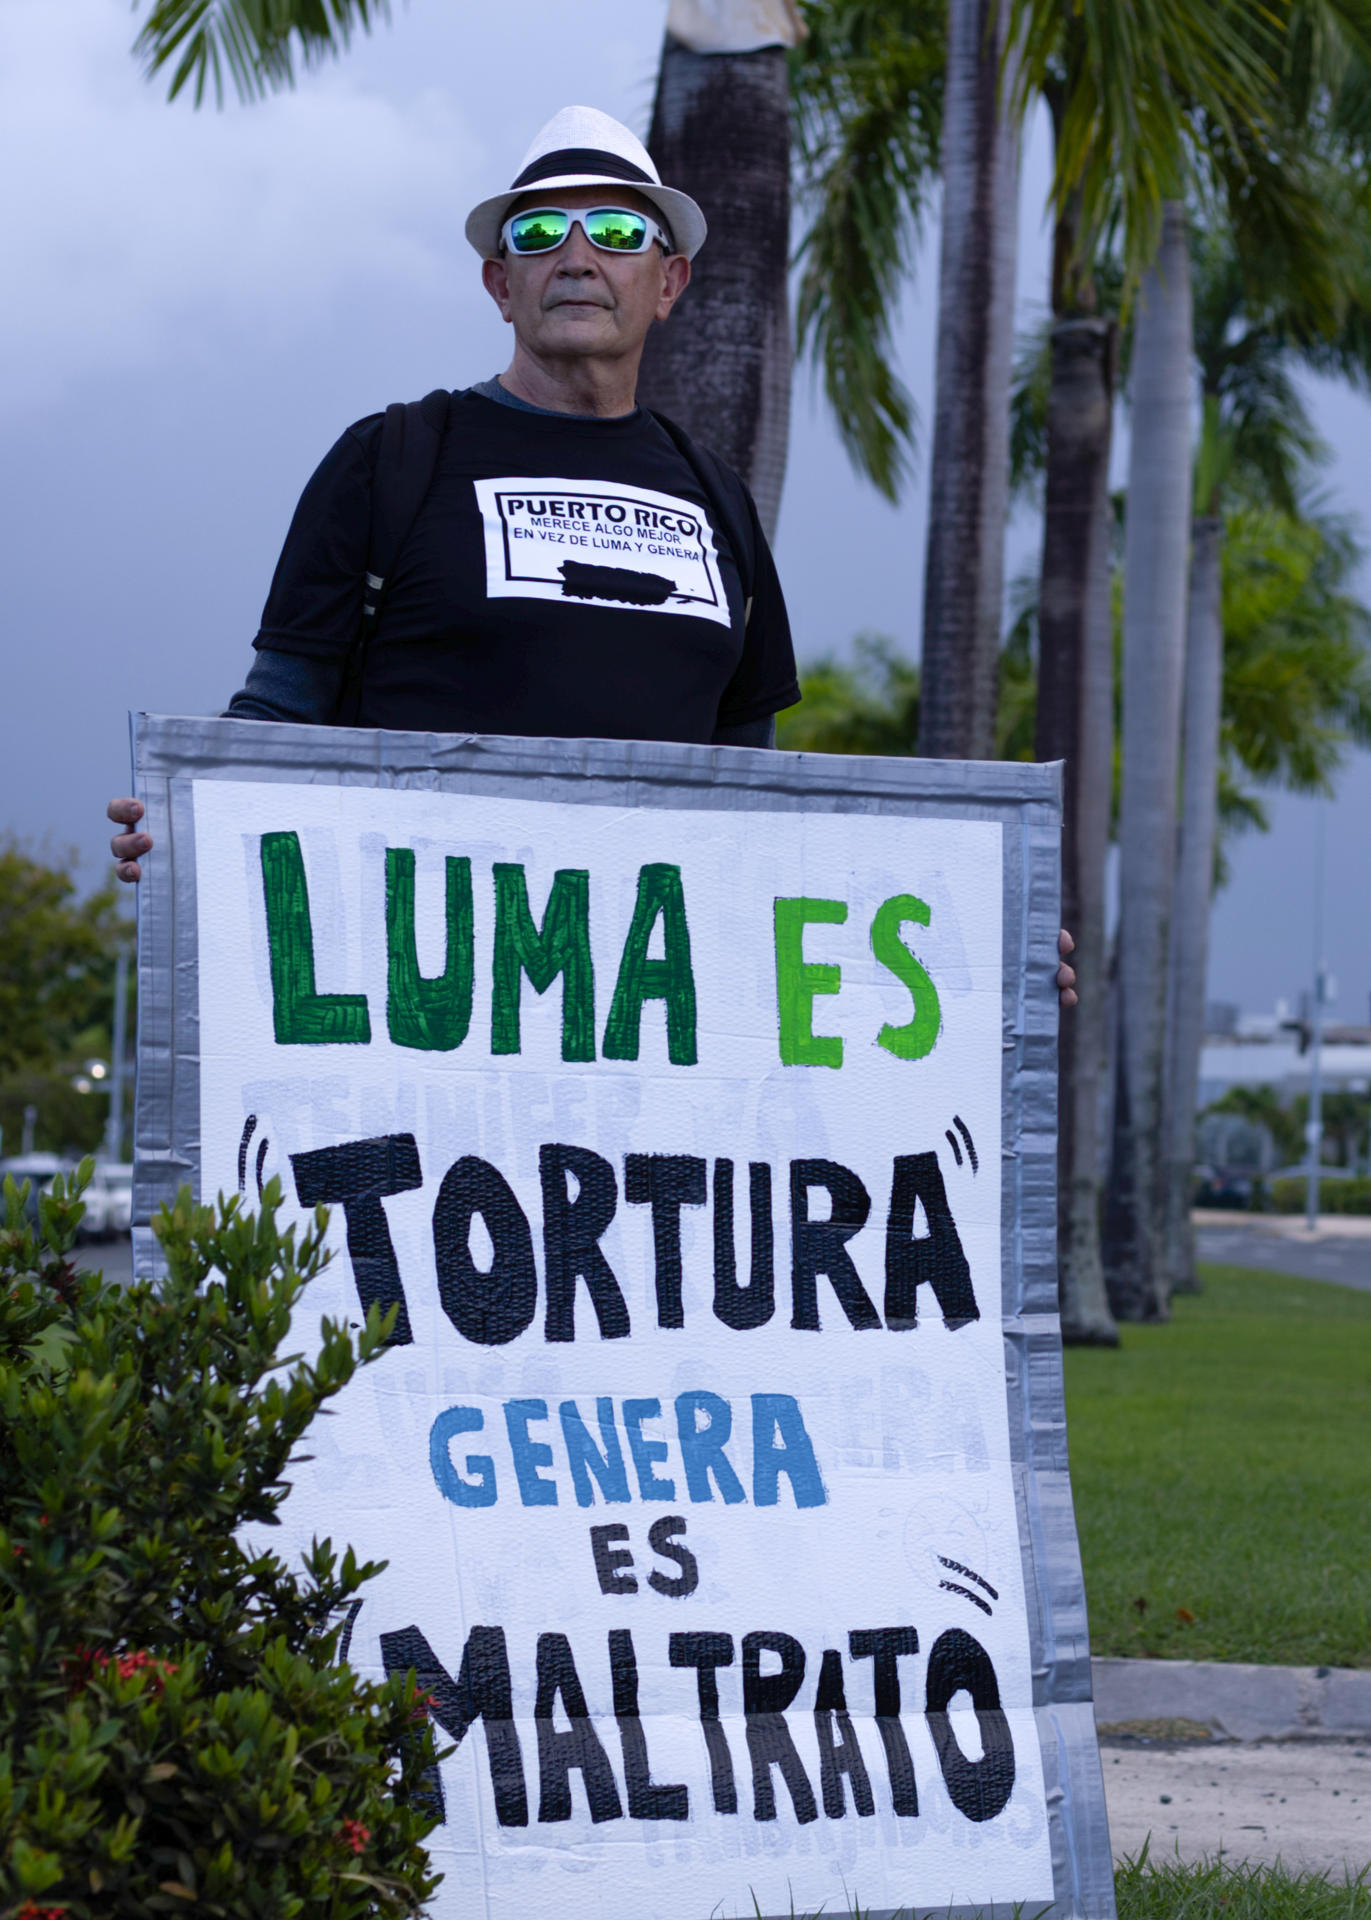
85, 1234, 134, 1287
1196, 1220, 1371, 1290
1103, 1738, 1371, 1875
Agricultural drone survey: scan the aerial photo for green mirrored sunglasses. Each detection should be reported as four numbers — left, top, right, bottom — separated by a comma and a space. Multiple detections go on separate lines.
500, 205, 674, 257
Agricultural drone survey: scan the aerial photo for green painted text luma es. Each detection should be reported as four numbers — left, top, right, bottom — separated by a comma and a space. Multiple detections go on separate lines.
259, 833, 939, 1067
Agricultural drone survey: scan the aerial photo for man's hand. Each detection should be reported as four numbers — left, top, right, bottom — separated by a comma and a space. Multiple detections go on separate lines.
109, 797, 152, 883
1058, 928, 1077, 1009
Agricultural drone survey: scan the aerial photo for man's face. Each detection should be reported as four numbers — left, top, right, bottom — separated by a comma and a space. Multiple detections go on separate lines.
482, 186, 690, 365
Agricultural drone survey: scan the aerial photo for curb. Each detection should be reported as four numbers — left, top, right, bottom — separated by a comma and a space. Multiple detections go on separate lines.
1093, 1657, 1371, 1742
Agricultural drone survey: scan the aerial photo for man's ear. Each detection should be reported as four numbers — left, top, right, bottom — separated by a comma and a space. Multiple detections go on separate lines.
482, 256, 514, 322
654, 254, 691, 323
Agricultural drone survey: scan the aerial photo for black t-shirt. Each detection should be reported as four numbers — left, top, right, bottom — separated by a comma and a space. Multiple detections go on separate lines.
248, 387, 799, 741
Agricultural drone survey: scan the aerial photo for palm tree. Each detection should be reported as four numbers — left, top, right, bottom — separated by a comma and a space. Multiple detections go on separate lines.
1005, 1, 1295, 1337
1032, 311, 1118, 1342
1098, 200, 1194, 1323
1161, 191, 1371, 1293
915, 0, 1020, 760
795, 0, 1288, 1336
1167, 481, 1371, 1243
1026, 1, 1371, 1320
1162, 498, 1223, 1294
1011, 4, 1279, 1334
637, 3, 808, 540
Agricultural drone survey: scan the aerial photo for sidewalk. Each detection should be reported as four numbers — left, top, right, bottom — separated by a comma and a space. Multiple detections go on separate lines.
1194, 1208, 1371, 1289
1095, 1659, 1371, 1874
1102, 1739, 1371, 1875
1192, 1207, 1371, 1239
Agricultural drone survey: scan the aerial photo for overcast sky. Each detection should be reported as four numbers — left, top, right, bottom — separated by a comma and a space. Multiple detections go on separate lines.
3, 0, 1367, 1020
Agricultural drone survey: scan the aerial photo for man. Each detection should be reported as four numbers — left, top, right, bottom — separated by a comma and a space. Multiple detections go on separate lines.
109, 105, 792, 874
106, 105, 1076, 1004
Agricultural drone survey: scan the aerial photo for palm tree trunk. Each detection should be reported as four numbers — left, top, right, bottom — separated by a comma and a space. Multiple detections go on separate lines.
1035, 317, 1119, 1345
1103, 200, 1194, 1322
637, 9, 801, 541
1162, 513, 1224, 1294
917, 0, 1020, 760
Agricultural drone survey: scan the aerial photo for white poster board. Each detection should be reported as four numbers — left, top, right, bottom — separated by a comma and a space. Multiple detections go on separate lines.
132, 718, 1115, 1920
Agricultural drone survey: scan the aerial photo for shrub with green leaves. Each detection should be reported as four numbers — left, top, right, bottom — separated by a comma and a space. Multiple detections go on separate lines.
0, 1166, 443, 1918
1268, 1175, 1371, 1214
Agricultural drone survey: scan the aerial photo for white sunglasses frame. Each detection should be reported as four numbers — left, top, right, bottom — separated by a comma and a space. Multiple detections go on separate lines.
498, 205, 675, 259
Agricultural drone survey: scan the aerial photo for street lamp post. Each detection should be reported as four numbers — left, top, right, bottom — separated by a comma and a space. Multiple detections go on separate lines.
1304, 804, 1327, 1233
104, 947, 131, 1164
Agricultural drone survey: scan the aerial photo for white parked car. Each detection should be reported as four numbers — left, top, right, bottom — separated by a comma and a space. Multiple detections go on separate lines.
94, 1163, 134, 1235
0, 1157, 133, 1238
78, 1163, 134, 1239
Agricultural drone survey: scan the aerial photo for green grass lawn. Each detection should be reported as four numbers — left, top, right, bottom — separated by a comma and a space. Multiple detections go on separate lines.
1114, 1855, 1371, 1919
1064, 1264, 1371, 1667
773, 1859, 1371, 1918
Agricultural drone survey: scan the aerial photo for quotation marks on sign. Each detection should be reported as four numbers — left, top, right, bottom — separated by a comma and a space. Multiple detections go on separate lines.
937, 1555, 998, 1620
943, 1116, 978, 1174
237, 1114, 276, 1199
337, 1600, 363, 1663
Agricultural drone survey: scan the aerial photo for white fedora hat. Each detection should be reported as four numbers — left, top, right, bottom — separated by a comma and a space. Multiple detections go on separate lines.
464, 104, 707, 262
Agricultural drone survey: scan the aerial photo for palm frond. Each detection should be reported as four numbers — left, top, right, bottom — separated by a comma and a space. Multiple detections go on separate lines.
1220, 492, 1371, 793
1011, 0, 1283, 274
1284, 0, 1371, 128
791, 1, 943, 500
132, 0, 390, 106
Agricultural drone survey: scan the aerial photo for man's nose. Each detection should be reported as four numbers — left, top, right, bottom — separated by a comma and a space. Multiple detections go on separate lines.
556, 224, 600, 273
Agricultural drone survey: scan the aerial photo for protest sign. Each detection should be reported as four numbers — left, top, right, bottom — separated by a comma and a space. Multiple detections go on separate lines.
131, 715, 1114, 1920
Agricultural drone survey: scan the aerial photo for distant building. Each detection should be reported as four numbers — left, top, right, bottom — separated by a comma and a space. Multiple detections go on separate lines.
1197, 995, 1371, 1109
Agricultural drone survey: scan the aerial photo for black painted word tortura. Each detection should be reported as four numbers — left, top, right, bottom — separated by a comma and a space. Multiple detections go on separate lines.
287, 1134, 980, 1348
260, 833, 944, 1067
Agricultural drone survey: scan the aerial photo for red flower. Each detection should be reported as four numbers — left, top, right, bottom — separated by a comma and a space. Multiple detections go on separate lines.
340, 1818, 371, 1855
63, 1645, 177, 1695
408, 1688, 435, 1724
17, 1904, 68, 1919
112, 1650, 177, 1690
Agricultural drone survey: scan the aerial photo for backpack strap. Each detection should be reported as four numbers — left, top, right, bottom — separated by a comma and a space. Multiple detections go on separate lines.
336, 388, 451, 724
647, 410, 758, 621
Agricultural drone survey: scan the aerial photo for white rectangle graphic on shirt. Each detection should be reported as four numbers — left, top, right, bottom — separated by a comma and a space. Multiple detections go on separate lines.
473, 474, 730, 626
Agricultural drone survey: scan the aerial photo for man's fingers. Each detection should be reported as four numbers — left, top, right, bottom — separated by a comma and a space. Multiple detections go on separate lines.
1057, 930, 1077, 1007
109, 799, 150, 883
1057, 958, 1077, 1010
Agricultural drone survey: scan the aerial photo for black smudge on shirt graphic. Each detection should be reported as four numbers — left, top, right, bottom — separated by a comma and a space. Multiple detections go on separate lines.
558, 560, 680, 607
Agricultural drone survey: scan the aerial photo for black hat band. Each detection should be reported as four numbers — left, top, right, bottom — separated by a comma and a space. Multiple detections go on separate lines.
510, 147, 656, 190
